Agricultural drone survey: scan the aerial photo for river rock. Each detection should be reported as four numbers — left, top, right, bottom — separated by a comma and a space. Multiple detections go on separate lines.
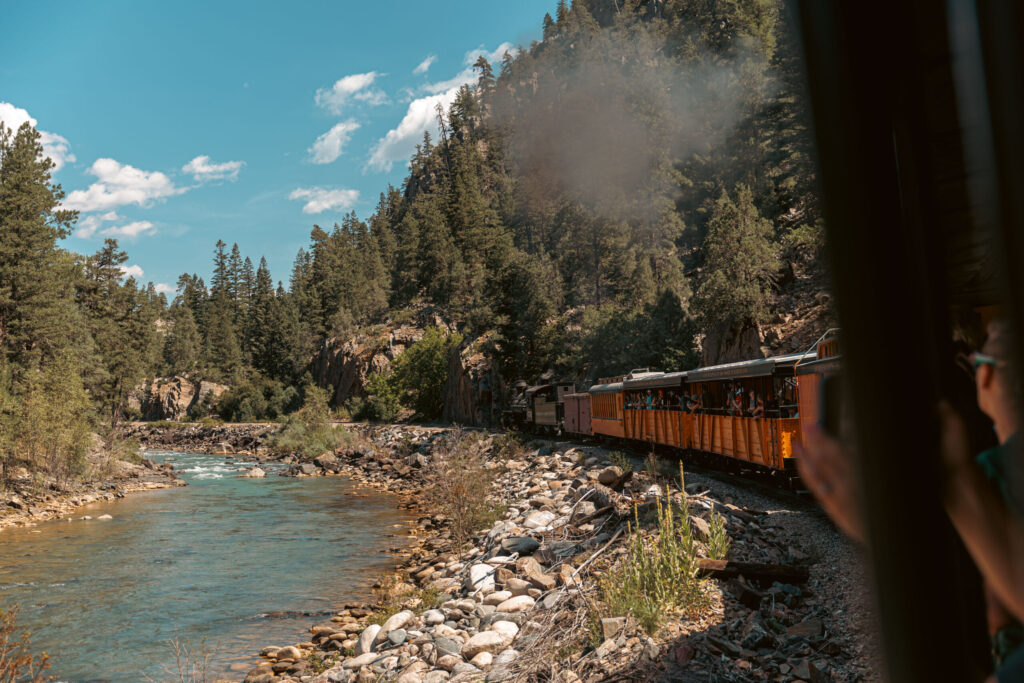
275, 645, 302, 660
461, 631, 511, 659
483, 590, 512, 606
522, 510, 555, 530
355, 624, 381, 655
437, 654, 464, 671
97, 514, 112, 520
377, 610, 414, 641
343, 652, 379, 669
240, 467, 266, 478
496, 595, 534, 613
597, 466, 622, 485
423, 609, 445, 625
434, 637, 462, 658
490, 620, 519, 639
470, 651, 493, 669
465, 563, 495, 593
387, 628, 408, 646
500, 537, 540, 555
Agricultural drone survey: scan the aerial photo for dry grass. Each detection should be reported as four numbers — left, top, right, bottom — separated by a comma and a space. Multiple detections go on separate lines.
428, 430, 507, 550
0, 605, 52, 683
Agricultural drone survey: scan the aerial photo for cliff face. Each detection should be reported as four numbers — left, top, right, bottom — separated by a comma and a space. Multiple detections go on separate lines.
442, 332, 504, 426
130, 376, 229, 421
309, 306, 453, 407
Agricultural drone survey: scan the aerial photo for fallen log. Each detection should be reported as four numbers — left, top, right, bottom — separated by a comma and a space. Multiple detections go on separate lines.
696, 558, 810, 585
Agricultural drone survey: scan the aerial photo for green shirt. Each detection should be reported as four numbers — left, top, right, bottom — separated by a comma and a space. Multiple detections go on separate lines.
977, 432, 1024, 519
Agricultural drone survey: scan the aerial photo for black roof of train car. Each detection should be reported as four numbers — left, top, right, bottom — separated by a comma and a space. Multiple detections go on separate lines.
686, 351, 817, 383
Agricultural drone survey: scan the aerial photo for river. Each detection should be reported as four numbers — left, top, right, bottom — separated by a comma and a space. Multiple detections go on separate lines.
0, 450, 414, 682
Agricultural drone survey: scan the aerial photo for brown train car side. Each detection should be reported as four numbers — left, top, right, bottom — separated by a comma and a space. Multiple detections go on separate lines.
563, 393, 591, 436
588, 380, 625, 439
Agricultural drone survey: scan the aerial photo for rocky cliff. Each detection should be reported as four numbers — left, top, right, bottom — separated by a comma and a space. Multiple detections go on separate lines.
129, 376, 229, 421
310, 306, 453, 408
442, 332, 504, 427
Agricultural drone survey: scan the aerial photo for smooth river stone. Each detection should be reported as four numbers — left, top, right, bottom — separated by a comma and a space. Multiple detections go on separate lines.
496, 595, 535, 613
465, 563, 495, 593
343, 652, 380, 669
483, 591, 512, 606
490, 620, 519, 639
355, 624, 381, 655
375, 610, 414, 643
461, 631, 512, 658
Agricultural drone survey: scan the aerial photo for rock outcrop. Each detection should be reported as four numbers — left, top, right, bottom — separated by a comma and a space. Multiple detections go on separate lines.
309, 306, 453, 407
442, 332, 503, 426
130, 376, 228, 421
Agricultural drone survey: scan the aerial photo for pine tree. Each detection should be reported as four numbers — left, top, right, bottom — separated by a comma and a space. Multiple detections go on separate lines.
203, 294, 242, 380
163, 303, 201, 374
694, 184, 779, 327
0, 122, 80, 377
210, 239, 230, 299
542, 12, 556, 40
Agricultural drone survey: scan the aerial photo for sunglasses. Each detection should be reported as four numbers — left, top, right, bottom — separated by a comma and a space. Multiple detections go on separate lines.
971, 351, 998, 369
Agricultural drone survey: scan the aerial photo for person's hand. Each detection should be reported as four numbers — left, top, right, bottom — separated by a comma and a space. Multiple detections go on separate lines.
795, 424, 866, 543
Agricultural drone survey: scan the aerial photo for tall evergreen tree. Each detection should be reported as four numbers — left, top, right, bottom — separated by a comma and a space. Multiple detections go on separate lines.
163, 303, 201, 374
694, 184, 779, 328
0, 122, 80, 377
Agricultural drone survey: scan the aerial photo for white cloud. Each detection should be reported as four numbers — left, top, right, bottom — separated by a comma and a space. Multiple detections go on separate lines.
120, 264, 144, 280
413, 55, 436, 74
154, 283, 176, 295
73, 210, 121, 238
101, 220, 155, 239
63, 158, 185, 212
366, 88, 460, 173
308, 119, 360, 164
0, 101, 76, 171
289, 187, 360, 214
315, 72, 387, 113
422, 43, 516, 95
183, 155, 245, 182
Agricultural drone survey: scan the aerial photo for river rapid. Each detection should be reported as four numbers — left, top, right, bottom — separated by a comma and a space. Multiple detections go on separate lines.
0, 450, 414, 682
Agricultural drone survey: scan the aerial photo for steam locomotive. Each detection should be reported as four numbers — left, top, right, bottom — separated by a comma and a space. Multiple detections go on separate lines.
504, 331, 840, 475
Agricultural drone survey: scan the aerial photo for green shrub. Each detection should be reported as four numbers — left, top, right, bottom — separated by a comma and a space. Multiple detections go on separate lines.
266, 385, 345, 459
609, 451, 633, 472
355, 371, 401, 422
1, 354, 92, 487
217, 377, 300, 422
600, 482, 707, 634
491, 431, 527, 461
390, 327, 463, 419
706, 503, 731, 561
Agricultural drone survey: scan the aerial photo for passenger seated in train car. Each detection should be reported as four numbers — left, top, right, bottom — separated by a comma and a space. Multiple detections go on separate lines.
798, 319, 1024, 682
681, 392, 691, 413
730, 389, 744, 416
645, 389, 654, 409
753, 396, 765, 418
748, 389, 757, 415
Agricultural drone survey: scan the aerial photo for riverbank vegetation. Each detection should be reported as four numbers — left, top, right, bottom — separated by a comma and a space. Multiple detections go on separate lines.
0, 605, 52, 682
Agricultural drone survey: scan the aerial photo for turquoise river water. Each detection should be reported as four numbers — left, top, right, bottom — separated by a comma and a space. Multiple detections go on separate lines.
0, 451, 415, 682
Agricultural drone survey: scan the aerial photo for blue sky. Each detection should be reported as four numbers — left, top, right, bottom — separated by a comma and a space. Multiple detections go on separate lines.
0, 0, 552, 294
